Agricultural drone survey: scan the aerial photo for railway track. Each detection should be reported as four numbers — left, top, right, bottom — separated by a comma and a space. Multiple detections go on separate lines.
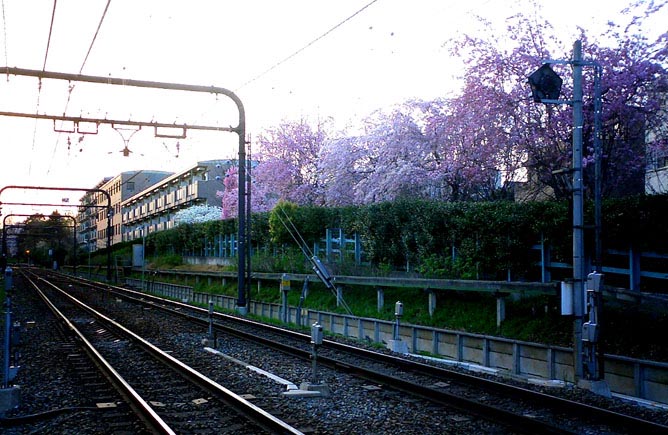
7, 268, 668, 434
14, 269, 303, 434
0, 296, 147, 434
42, 271, 511, 433
103, 275, 668, 434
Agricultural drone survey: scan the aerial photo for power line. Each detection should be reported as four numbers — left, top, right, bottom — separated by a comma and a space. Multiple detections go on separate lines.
47, 0, 112, 176
42, 0, 57, 70
236, 0, 381, 91
32, 1, 58, 176
1, 0, 8, 73
79, 0, 111, 74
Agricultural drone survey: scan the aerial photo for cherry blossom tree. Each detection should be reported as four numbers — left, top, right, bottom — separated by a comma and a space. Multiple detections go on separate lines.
321, 1, 667, 204
219, 118, 330, 218
588, 4, 668, 196
254, 118, 329, 206
174, 204, 223, 225
319, 104, 433, 205
218, 165, 239, 220
219, 1, 667, 211
421, 97, 521, 201
319, 96, 528, 204
442, 2, 668, 200
317, 133, 361, 206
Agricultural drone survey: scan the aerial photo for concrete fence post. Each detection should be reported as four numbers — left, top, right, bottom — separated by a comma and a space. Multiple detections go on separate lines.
496, 295, 506, 327
428, 289, 436, 317
377, 288, 384, 313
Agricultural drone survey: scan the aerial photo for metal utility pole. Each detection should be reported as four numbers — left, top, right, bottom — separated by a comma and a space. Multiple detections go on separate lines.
571, 40, 586, 381
141, 226, 146, 291
528, 41, 606, 386
593, 65, 603, 272
0, 67, 248, 312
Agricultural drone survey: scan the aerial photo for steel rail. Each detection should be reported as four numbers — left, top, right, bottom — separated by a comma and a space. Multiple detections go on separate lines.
32, 271, 304, 435
19, 270, 176, 435
0, 66, 251, 311
74, 277, 575, 434
79, 275, 668, 435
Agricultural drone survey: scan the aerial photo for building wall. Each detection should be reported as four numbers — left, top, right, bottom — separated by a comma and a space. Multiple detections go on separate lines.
78, 160, 236, 249
81, 171, 172, 250
76, 177, 111, 251
122, 159, 233, 243
646, 145, 668, 192
646, 165, 668, 194
645, 96, 668, 195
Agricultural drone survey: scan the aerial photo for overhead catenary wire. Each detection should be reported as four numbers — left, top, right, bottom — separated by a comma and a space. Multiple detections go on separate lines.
27, 0, 58, 177
47, 0, 111, 176
1, 0, 8, 77
42, 0, 57, 71
78, 0, 110, 74
236, 0, 381, 91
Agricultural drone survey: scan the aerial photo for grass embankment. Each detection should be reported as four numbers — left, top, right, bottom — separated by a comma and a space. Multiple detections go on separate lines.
137, 264, 668, 363
2, 265, 667, 362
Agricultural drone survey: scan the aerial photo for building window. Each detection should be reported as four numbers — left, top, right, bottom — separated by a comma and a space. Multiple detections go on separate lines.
658, 155, 668, 169
127, 181, 135, 192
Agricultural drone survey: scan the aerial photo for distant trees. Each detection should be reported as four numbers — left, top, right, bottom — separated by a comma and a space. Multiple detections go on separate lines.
12, 212, 73, 267
219, 1, 667, 217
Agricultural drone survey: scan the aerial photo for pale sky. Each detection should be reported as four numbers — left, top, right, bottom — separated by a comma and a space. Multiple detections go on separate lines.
0, 0, 664, 215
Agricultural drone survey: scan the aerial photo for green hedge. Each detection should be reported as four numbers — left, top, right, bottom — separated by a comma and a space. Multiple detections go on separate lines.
350, 199, 571, 280
139, 194, 668, 281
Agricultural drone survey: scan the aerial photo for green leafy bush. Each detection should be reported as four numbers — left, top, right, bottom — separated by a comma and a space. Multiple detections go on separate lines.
132, 194, 668, 280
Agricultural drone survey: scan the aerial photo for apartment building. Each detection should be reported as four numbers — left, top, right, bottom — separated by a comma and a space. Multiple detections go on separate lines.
645, 93, 668, 195
77, 177, 111, 252
645, 99, 668, 194
646, 152, 668, 194
122, 159, 234, 242
78, 170, 172, 250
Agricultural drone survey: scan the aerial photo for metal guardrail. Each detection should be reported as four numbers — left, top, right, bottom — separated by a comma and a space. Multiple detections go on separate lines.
135, 268, 667, 307
126, 277, 668, 405
143, 269, 560, 296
